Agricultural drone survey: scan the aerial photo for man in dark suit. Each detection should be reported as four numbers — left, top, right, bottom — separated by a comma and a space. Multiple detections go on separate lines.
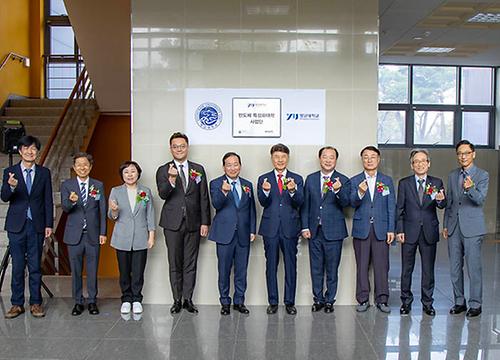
156, 132, 211, 314
257, 143, 304, 315
1, 136, 53, 319
60, 152, 107, 316
208, 152, 256, 315
444, 140, 489, 318
301, 146, 350, 314
396, 149, 446, 316
350, 145, 395, 314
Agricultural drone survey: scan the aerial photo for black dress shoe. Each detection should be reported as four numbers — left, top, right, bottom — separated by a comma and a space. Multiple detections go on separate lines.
324, 303, 334, 313
71, 304, 84, 316
423, 306, 436, 316
449, 304, 467, 315
170, 301, 182, 314
233, 304, 250, 314
267, 304, 278, 314
466, 307, 482, 318
311, 303, 324, 312
183, 299, 198, 313
285, 305, 297, 315
220, 305, 230, 315
88, 303, 99, 315
400, 304, 411, 315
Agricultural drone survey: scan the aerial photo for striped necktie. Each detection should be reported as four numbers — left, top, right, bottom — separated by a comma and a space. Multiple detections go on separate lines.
25, 168, 32, 219
80, 182, 87, 206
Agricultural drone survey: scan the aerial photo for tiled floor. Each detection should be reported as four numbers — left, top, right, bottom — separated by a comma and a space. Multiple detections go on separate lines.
1, 236, 500, 359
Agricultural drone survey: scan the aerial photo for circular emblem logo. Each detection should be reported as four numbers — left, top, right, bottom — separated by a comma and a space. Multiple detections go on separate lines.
195, 103, 222, 130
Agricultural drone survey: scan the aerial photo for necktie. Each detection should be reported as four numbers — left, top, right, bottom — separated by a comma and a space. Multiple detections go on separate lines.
81, 182, 87, 228
277, 174, 283, 195
459, 170, 467, 191
417, 178, 424, 205
231, 181, 240, 207
80, 182, 87, 206
25, 169, 32, 219
178, 164, 187, 192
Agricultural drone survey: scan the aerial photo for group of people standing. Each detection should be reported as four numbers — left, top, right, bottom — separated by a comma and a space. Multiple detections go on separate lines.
1, 133, 489, 321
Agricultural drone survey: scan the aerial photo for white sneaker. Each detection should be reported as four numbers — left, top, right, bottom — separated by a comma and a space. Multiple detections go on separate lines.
132, 302, 143, 314
120, 302, 131, 313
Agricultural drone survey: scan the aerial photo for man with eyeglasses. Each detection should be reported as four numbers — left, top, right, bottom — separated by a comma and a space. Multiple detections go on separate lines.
396, 149, 446, 317
156, 132, 211, 314
443, 140, 489, 318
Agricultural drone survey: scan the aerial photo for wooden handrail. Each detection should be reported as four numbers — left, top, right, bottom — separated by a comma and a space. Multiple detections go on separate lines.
39, 67, 89, 165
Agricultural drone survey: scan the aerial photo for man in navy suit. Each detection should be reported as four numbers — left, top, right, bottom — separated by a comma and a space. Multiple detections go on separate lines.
1, 136, 53, 319
208, 152, 256, 315
61, 152, 107, 316
301, 146, 350, 313
350, 145, 395, 313
257, 143, 304, 315
444, 140, 489, 318
396, 149, 446, 316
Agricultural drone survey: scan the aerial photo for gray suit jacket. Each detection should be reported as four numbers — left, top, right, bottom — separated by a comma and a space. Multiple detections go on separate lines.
61, 177, 106, 245
444, 165, 489, 237
108, 184, 155, 251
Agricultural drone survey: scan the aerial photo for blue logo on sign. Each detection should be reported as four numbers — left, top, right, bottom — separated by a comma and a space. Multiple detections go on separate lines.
195, 103, 222, 130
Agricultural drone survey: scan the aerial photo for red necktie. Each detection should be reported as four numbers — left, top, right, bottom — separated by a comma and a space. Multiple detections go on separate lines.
277, 174, 283, 195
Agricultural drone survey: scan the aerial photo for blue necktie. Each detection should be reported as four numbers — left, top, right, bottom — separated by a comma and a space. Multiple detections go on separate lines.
25, 168, 32, 219
231, 181, 240, 207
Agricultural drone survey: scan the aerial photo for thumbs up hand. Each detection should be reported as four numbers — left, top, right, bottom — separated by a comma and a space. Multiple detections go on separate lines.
435, 189, 445, 201
7, 172, 17, 188
221, 179, 231, 194
332, 177, 342, 191
69, 191, 79, 202
358, 179, 368, 195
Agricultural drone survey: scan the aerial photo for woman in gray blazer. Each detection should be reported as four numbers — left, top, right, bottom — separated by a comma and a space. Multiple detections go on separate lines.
108, 161, 155, 314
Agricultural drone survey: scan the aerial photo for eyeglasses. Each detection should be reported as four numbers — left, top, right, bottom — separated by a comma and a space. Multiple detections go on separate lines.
171, 144, 187, 150
412, 160, 429, 165
457, 151, 473, 157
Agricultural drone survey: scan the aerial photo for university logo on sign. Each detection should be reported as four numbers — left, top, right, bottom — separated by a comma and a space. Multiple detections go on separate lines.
195, 102, 222, 130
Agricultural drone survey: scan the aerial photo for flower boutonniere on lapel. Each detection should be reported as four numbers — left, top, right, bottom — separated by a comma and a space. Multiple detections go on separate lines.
425, 183, 438, 200
376, 181, 390, 196
242, 185, 251, 197
281, 177, 293, 191
322, 178, 334, 194
88, 185, 101, 200
189, 169, 203, 184
136, 190, 150, 206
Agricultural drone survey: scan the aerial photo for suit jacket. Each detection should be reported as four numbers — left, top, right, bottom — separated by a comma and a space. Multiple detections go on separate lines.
257, 169, 304, 238
350, 171, 395, 241
61, 177, 107, 245
396, 175, 446, 244
108, 184, 156, 251
1, 162, 53, 233
444, 165, 489, 238
156, 160, 211, 232
208, 175, 256, 246
301, 170, 350, 241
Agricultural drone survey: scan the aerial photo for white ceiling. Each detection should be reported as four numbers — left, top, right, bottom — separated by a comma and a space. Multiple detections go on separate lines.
379, 0, 500, 65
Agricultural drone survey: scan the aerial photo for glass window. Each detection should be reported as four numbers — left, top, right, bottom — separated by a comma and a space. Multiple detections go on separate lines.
378, 65, 408, 103
413, 66, 457, 105
462, 112, 489, 145
50, 0, 68, 15
461, 67, 493, 105
50, 26, 75, 54
377, 110, 405, 144
414, 110, 454, 145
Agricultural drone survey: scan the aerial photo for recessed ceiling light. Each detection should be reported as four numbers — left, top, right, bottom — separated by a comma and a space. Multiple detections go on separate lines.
468, 13, 500, 23
417, 47, 455, 53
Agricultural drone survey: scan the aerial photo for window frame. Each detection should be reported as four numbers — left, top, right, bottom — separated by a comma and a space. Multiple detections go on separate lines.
378, 64, 496, 149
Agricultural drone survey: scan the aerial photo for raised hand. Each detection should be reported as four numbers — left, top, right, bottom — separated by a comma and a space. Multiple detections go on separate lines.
7, 172, 17, 188
358, 179, 368, 195
332, 177, 342, 191
435, 189, 445, 201
262, 177, 271, 191
221, 179, 231, 194
69, 191, 79, 202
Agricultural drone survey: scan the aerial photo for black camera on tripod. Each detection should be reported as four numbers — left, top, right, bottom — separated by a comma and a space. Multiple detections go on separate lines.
0, 120, 26, 155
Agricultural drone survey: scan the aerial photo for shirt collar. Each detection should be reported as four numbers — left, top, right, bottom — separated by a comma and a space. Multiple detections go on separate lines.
77, 177, 90, 187
174, 160, 188, 168
20, 162, 35, 173
226, 176, 240, 185
321, 170, 334, 179
364, 171, 377, 179
414, 175, 427, 183
274, 169, 287, 178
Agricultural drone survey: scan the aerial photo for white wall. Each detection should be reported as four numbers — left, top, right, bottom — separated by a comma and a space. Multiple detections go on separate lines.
132, 0, 379, 305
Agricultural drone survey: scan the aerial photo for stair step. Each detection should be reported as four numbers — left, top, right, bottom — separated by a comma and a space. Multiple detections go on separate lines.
9, 99, 67, 108
0, 117, 60, 127
4, 107, 64, 117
